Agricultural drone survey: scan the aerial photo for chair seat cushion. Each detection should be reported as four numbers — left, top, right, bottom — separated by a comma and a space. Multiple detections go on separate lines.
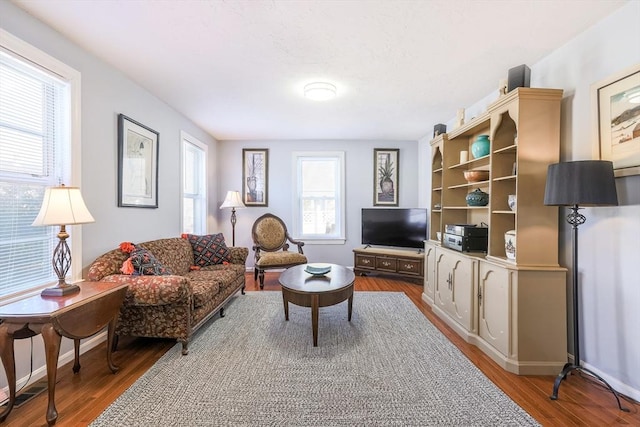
256, 251, 307, 268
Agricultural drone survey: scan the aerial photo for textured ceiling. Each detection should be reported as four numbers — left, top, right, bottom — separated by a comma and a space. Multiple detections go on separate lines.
12, 0, 626, 141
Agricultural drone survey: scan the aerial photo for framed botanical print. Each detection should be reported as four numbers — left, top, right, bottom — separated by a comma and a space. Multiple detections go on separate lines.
117, 114, 159, 208
374, 148, 399, 206
242, 149, 268, 206
593, 64, 640, 177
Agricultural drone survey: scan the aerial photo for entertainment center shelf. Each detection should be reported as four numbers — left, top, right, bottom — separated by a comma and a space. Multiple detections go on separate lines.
353, 247, 424, 282
424, 88, 568, 375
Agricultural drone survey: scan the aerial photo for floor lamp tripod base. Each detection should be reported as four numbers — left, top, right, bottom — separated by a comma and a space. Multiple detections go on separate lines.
550, 363, 629, 412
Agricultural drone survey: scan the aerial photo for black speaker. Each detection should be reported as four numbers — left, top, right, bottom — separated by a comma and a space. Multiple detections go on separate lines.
433, 123, 446, 138
507, 64, 531, 92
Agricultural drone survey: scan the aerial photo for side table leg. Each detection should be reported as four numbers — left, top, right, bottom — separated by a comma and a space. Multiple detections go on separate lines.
73, 339, 81, 373
311, 294, 319, 347
282, 292, 290, 321
0, 325, 16, 422
41, 323, 62, 426
348, 292, 353, 321
106, 317, 120, 373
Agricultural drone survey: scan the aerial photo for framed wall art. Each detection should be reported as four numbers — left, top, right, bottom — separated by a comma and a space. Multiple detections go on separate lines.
117, 114, 159, 208
374, 148, 399, 206
242, 148, 268, 206
593, 64, 640, 177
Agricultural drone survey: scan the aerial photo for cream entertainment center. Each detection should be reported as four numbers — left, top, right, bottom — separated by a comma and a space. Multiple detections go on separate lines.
424, 88, 568, 375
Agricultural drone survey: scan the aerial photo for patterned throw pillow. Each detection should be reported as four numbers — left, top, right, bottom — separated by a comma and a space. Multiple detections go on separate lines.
182, 233, 231, 267
129, 247, 172, 276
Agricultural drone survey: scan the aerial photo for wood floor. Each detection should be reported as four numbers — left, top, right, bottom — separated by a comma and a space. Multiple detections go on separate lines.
2, 272, 638, 426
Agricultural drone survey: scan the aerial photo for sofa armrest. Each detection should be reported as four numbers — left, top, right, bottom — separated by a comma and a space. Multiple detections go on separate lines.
101, 274, 191, 306
228, 247, 249, 265
87, 249, 129, 281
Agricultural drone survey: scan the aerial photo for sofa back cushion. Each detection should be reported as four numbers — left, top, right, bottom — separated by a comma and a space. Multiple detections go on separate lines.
138, 238, 193, 276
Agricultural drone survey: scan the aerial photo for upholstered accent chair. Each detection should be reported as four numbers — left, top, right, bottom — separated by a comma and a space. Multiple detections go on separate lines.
251, 213, 307, 288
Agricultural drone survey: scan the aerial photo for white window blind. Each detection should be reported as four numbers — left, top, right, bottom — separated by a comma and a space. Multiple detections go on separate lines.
0, 48, 71, 298
293, 151, 345, 243
181, 132, 207, 234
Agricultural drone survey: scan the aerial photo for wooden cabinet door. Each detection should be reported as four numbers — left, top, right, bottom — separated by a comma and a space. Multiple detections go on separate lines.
449, 251, 476, 332
434, 248, 476, 332
478, 261, 511, 356
423, 242, 437, 302
434, 248, 452, 312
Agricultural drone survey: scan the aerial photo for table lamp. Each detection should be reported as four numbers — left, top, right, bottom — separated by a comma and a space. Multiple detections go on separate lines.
32, 185, 95, 296
219, 190, 245, 246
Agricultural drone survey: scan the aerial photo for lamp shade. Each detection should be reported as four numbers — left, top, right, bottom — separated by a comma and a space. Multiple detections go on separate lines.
32, 185, 95, 226
544, 160, 618, 207
219, 190, 245, 209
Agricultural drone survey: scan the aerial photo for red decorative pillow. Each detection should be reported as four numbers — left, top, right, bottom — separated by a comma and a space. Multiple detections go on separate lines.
182, 233, 231, 267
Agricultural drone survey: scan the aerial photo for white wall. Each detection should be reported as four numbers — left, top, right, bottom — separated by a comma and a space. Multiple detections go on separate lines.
216, 139, 421, 267
0, 1, 218, 390
421, 1, 640, 399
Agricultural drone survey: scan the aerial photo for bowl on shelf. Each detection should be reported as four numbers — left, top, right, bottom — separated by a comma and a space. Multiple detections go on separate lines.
463, 170, 489, 183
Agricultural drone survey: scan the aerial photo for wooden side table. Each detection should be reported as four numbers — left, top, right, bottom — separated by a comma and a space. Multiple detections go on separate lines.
0, 281, 128, 426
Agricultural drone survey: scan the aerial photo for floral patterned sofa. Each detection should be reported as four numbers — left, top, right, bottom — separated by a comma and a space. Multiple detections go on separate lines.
87, 236, 248, 355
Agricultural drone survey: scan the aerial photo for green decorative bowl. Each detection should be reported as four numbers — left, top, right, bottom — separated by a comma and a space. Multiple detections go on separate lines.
466, 188, 489, 206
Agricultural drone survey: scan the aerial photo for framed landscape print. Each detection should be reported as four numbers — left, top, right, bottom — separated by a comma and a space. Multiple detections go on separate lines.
242, 148, 268, 206
593, 64, 640, 177
117, 114, 159, 208
374, 148, 399, 206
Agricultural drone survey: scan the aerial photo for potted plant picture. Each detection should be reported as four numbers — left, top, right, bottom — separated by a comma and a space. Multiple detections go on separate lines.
374, 149, 399, 206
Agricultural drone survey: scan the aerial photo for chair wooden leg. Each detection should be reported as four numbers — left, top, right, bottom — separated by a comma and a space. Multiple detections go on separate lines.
259, 270, 265, 289
254, 268, 258, 281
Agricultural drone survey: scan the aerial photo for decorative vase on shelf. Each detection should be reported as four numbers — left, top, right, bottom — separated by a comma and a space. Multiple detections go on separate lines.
508, 194, 517, 211
465, 188, 489, 206
471, 135, 490, 158
505, 230, 516, 260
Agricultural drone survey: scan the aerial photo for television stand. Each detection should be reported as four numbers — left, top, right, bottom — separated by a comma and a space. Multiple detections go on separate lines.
353, 247, 424, 283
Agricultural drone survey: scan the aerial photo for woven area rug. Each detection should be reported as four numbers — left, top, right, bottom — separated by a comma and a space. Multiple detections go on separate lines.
91, 292, 539, 426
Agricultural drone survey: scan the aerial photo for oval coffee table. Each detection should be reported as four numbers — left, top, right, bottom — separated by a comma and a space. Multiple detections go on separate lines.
278, 264, 355, 347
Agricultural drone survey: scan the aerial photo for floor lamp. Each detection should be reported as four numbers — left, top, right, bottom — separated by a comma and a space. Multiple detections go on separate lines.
544, 160, 628, 412
219, 190, 245, 246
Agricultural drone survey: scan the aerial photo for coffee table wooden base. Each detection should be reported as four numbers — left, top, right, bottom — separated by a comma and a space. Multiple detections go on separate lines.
282, 285, 354, 346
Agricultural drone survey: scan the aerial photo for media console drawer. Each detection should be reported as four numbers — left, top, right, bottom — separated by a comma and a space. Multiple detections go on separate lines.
355, 254, 376, 270
353, 247, 424, 282
376, 257, 397, 272
398, 259, 422, 276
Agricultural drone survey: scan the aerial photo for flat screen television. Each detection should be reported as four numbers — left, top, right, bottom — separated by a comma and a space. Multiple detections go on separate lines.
361, 208, 428, 249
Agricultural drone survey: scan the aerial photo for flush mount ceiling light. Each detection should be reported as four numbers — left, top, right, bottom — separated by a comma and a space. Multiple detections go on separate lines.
304, 82, 337, 101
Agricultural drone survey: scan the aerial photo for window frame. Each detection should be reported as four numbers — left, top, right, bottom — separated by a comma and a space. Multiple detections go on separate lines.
292, 151, 346, 245
180, 131, 208, 235
0, 29, 82, 302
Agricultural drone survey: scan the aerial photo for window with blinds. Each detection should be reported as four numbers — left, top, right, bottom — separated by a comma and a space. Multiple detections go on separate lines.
0, 48, 71, 298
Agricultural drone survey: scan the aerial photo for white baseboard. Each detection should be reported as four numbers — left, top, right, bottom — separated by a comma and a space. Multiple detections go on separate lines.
581, 361, 640, 404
